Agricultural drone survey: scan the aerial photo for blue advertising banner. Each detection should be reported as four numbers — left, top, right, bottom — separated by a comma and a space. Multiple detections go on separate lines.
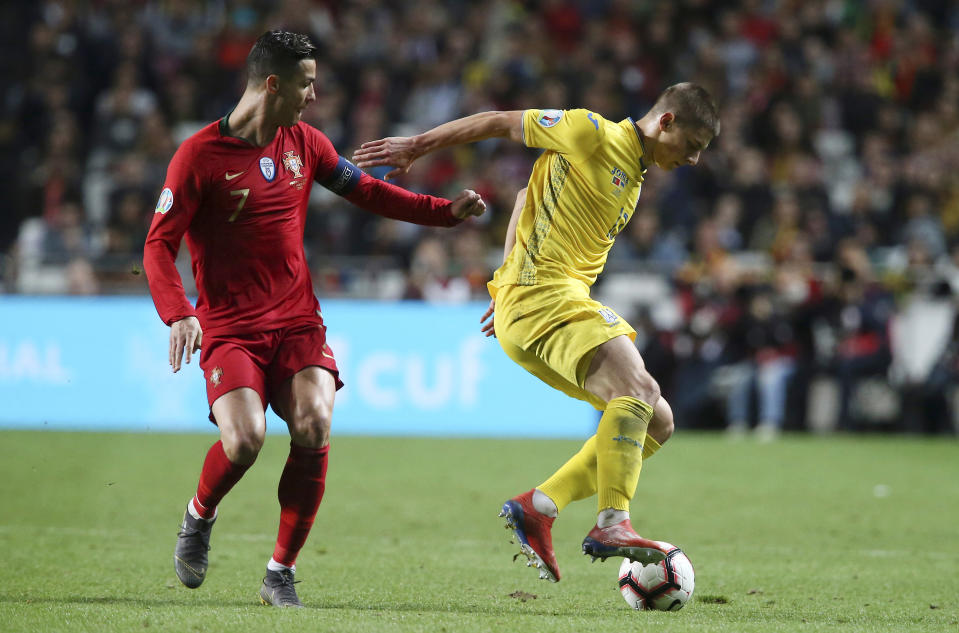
0, 297, 596, 437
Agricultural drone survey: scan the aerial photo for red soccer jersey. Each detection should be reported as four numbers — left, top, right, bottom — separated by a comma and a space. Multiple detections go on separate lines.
144, 119, 460, 336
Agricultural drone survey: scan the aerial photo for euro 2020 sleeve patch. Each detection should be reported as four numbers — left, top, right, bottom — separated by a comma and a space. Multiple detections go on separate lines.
537, 109, 564, 128
155, 188, 174, 214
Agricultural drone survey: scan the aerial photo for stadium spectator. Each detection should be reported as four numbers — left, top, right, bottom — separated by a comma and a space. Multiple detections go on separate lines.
5, 0, 959, 433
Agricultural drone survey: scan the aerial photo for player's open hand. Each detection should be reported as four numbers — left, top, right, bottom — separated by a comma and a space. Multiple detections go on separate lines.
170, 316, 202, 373
480, 298, 496, 337
352, 136, 418, 181
450, 189, 486, 219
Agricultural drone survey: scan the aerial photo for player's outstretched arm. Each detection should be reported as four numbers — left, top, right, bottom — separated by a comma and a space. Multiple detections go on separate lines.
352, 111, 524, 180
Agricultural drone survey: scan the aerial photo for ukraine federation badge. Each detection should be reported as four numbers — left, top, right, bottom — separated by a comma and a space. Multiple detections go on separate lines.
155, 188, 173, 214
259, 157, 276, 182
537, 109, 563, 128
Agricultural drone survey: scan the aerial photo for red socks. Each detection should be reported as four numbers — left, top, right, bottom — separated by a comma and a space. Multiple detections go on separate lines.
272, 443, 329, 567
193, 440, 252, 519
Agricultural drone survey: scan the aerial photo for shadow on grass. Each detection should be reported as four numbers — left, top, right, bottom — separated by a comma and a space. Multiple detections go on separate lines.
0, 594, 255, 609
0, 593, 601, 616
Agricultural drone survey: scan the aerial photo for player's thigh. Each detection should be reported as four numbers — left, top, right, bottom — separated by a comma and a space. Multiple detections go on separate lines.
497, 334, 600, 409
211, 387, 268, 462
272, 366, 336, 447
269, 321, 341, 446
201, 337, 270, 456
583, 334, 660, 405
495, 287, 630, 410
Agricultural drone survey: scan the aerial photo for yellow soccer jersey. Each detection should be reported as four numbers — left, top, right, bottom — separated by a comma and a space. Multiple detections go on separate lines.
489, 108, 649, 294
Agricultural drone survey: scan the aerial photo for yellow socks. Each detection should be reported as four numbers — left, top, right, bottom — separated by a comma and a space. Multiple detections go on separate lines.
537, 398, 661, 515
642, 434, 662, 460
538, 436, 597, 513
595, 396, 654, 512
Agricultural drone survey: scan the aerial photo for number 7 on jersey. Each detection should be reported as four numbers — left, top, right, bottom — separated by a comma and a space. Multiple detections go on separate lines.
229, 188, 250, 222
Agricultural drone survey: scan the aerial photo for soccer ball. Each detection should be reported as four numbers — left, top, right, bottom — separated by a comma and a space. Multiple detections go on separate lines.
617, 546, 695, 611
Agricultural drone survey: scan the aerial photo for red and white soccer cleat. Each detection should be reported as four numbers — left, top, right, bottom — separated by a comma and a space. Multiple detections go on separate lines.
581, 518, 670, 563
498, 490, 561, 582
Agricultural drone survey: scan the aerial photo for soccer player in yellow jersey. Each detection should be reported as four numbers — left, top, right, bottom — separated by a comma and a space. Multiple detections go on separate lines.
354, 83, 719, 582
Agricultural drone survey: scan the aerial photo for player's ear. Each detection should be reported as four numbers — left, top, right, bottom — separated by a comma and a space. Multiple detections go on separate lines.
265, 74, 281, 95
659, 112, 675, 131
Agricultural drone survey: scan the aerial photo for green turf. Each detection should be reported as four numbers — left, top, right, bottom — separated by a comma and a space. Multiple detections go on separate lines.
0, 430, 956, 632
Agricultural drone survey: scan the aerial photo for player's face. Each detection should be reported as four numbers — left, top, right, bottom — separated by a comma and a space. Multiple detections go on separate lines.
652, 114, 712, 170
276, 59, 317, 126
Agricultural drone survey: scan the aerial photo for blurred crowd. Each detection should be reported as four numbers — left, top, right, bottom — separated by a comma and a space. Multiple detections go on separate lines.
2, 0, 958, 433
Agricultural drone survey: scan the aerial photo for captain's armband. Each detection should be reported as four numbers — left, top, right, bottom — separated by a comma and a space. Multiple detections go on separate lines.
321, 156, 364, 195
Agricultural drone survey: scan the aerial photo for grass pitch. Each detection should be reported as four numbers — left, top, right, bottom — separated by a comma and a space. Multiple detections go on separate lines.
0, 430, 956, 632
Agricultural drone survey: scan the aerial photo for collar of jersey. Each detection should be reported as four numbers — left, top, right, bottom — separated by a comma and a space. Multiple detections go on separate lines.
627, 117, 649, 174
219, 107, 258, 146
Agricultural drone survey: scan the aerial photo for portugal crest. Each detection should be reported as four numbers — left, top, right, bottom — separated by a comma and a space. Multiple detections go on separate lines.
282, 151, 305, 179
209, 366, 223, 387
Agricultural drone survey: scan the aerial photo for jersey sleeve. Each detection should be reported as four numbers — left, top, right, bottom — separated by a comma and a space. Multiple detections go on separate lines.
307, 126, 461, 227
142, 140, 204, 325
522, 108, 607, 163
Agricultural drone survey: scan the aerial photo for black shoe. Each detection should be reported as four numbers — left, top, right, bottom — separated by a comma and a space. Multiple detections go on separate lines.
259, 568, 304, 608
173, 506, 215, 588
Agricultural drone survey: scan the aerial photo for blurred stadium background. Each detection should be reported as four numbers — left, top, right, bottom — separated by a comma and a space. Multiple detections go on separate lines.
1, 0, 958, 436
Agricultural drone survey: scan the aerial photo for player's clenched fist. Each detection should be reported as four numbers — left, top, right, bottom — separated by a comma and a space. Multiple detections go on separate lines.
170, 316, 202, 373
450, 189, 486, 219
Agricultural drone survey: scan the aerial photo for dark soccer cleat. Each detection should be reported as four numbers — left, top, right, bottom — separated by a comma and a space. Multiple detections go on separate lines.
499, 489, 561, 582
173, 506, 215, 589
259, 568, 304, 608
581, 518, 669, 564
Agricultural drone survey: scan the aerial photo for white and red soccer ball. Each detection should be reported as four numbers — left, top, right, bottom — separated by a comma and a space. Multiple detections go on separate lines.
617, 545, 695, 611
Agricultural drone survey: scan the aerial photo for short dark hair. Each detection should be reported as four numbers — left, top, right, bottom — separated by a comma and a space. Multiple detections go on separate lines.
246, 30, 317, 82
652, 82, 720, 138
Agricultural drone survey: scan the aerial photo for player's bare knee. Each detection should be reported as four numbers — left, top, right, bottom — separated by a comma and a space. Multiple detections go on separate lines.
223, 427, 264, 464
290, 403, 332, 448
614, 372, 660, 407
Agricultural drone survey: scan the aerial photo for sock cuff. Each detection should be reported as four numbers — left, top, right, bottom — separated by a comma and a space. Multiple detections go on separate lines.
211, 440, 254, 469
289, 442, 330, 459
606, 396, 654, 422
642, 435, 662, 460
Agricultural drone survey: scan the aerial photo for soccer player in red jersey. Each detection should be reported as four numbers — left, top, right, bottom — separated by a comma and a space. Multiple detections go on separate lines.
143, 31, 485, 608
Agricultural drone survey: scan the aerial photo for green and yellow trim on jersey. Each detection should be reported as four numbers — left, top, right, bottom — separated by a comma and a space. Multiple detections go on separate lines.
518, 154, 570, 286
489, 108, 649, 295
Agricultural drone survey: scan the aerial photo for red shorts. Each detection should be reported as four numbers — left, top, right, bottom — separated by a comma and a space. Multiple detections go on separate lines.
198, 319, 344, 424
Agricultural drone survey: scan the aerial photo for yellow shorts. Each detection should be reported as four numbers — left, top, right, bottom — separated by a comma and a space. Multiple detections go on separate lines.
491, 282, 636, 410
